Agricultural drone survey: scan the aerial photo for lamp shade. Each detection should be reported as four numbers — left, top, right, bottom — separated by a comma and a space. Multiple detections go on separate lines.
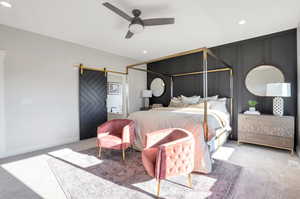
266, 83, 291, 97
142, 90, 152, 98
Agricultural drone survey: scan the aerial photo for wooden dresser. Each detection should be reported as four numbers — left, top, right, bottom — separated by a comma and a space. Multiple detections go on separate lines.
238, 114, 294, 154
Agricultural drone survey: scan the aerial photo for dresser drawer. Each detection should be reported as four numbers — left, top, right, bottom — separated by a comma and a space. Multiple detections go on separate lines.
239, 132, 293, 150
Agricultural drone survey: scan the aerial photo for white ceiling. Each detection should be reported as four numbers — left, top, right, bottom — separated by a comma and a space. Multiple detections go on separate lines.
1, 0, 300, 61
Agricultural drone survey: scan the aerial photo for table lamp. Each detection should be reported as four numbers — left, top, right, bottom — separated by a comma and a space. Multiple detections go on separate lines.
142, 90, 152, 108
266, 83, 291, 116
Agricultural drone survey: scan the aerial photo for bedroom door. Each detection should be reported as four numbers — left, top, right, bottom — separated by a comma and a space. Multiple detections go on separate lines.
79, 69, 107, 140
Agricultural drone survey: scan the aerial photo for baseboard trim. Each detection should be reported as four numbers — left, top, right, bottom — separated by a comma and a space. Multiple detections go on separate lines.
0, 136, 79, 159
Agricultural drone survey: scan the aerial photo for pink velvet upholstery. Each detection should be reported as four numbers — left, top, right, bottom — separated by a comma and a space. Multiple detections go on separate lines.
97, 119, 135, 150
142, 128, 195, 180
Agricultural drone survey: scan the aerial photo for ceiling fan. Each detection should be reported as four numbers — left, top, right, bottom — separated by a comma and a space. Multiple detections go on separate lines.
102, 2, 175, 39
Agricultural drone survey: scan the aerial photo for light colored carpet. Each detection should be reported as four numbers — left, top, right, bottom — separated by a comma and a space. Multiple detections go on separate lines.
2, 139, 299, 199
47, 148, 242, 199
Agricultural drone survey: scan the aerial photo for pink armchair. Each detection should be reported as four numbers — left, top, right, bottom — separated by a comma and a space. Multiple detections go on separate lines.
142, 128, 195, 197
97, 119, 135, 160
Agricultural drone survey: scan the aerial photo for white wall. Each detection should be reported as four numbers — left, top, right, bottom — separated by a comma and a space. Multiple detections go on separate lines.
297, 24, 300, 157
128, 65, 147, 113
107, 74, 123, 114
0, 51, 5, 157
0, 25, 146, 158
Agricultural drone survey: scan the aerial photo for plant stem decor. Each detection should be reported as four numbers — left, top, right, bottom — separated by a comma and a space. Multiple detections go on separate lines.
248, 100, 258, 107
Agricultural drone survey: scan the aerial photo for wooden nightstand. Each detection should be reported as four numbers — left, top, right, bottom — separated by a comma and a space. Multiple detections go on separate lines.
238, 114, 294, 154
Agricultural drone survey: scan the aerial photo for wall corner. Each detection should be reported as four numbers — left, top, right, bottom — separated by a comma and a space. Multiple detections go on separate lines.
0, 51, 6, 158
297, 24, 300, 157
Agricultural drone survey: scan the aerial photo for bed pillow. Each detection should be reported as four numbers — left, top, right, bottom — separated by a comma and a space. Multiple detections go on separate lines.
209, 98, 228, 113
181, 95, 201, 104
199, 95, 219, 101
207, 95, 218, 100
188, 102, 211, 109
169, 97, 187, 107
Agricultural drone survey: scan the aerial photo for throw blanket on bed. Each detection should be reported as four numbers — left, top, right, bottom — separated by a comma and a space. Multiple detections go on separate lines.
128, 107, 230, 174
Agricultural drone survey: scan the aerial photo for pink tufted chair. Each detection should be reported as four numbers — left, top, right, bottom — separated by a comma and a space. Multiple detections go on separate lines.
142, 128, 195, 197
97, 119, 135, 160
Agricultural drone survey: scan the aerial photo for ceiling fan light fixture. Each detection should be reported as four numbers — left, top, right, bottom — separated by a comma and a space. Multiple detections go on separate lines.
129, 23, 144, 34
238, 19, 246, 25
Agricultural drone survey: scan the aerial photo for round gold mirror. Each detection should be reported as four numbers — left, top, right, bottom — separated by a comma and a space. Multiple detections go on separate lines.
150, 78, 165, 97
245, 65, 285, 96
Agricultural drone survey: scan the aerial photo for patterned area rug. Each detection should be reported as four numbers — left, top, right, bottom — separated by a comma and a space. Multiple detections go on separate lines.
47, 148, 241, 199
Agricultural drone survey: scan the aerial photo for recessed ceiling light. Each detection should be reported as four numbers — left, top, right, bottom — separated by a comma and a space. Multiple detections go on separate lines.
238, 20, 246, 25
143, 50, 148, 54
0, 1, 12, 8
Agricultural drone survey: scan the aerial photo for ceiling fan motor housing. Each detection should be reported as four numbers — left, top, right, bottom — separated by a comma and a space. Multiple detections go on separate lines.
132, 9, 141, 17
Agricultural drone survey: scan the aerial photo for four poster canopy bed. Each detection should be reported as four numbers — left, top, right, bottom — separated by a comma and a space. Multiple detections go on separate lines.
77, 47, 233, 174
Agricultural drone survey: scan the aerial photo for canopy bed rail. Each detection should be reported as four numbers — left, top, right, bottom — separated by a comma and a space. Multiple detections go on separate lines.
171, 67, 232, 77
128, 67, 171, 77
125, 47, 234, 142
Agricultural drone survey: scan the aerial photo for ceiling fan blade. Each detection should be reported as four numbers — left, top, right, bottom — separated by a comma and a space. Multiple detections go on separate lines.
102, 2, 132, 22
125, 31, 134, 39
143, 18, 175, 26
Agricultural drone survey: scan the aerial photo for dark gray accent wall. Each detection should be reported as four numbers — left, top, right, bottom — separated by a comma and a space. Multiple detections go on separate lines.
147, 29, 297, 146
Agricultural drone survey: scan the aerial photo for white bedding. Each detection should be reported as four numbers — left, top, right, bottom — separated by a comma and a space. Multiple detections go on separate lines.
128, 107, 231, 173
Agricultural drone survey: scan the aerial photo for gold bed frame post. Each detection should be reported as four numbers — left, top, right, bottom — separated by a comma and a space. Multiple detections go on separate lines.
230, 69, 233, 136
203, 49, 209, 142
170, 76, 174, 98
125, 72, 130, 117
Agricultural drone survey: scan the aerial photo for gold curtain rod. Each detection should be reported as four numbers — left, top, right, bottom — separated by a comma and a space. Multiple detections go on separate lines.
126, 47, 207, 68
75, 64, 127, 75
172, 67, 232, 77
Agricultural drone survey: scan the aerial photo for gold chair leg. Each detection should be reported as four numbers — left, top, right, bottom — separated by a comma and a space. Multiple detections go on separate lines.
157, 179, 161, 198
98, 146, 101, 158
122, 148, 125, 160
188, 173, 192, 188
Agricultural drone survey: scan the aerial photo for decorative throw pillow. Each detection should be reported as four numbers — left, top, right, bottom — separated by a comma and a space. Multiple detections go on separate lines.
209, 98, 228, 113
181, 95, 201, 104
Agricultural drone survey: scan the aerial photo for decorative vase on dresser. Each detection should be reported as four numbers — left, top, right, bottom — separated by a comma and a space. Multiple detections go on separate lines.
238, 114, 294, 154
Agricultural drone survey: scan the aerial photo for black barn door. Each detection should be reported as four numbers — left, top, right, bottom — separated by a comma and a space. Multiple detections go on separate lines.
79, 70, 107, 140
